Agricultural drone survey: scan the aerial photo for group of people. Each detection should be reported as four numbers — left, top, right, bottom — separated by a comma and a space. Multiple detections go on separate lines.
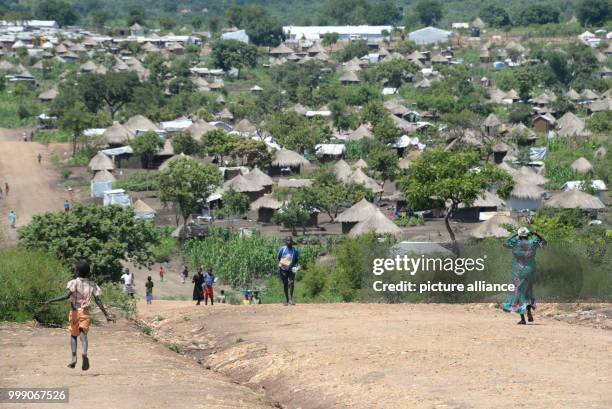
192, 267, 216, 306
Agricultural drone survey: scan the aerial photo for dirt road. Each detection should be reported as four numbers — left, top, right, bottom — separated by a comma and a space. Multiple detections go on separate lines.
140, 301, 612, 409
0, 318, 276, 409
0, 131, 70, 245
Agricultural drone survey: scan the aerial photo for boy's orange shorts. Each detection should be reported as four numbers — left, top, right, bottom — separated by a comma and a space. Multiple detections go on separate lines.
68, 308, 91, 336
204, 286, 214, 298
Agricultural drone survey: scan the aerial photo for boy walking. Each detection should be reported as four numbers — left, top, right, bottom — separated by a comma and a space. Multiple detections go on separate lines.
203, 269, 215, 306
43, 260, 115, 370
276, 237, 299, 306
145, 276, 154, 304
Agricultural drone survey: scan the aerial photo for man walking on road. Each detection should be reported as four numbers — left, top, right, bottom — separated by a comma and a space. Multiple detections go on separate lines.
8, 210, 16, 228
5, 182, 8, 196
38, 153, 42, 164
277, 237, 299, 306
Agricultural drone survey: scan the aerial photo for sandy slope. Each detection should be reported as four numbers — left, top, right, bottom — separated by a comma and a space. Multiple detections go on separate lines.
139, 301, 612, 409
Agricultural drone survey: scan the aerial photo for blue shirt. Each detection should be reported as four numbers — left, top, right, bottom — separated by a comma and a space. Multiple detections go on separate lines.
276, 246, 299, 271
203, 273, 215, 287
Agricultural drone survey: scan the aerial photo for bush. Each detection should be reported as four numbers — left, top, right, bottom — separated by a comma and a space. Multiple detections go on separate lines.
114, 172, 157, 192
150, 227, 177, 263
0, 249, 72, 325
100, 282, 137, 319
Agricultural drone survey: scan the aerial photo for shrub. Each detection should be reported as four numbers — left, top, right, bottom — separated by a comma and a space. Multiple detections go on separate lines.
0, 249, 72, 325
150, 227, 177, 263
114, 172, 157, 192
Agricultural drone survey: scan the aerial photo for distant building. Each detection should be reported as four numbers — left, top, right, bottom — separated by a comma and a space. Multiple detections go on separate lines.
221, 29, 249, 43
130, 23, 144, 37
282, 25, 398, 44
0, 20, 58, 30
408, 26, 453, 45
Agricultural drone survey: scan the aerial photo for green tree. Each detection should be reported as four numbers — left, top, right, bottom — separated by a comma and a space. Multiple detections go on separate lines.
373, 117, 401, 144
128, 8, 146, 26
336, 40, 369, 62
78, 72, 141, 119
35, 0, 78, 26
361, 101, 388, 126
400, 149, 514, 249
415, 0, 444, 26
131, 131, 163, 169
18, 204, 159, 281
322, 32, 340, 46
366, 0, 400, 24
242, 5, 285, 46
220, 188, 250, 220
210, 39, 258, 77
230, 139, 272, 169
158, 16, 175, 30
480, 5, 512, 27
58, 102, 92, 155
156, 158, 222, 226
576, 0, 611, 26
367, 145, 399, 196
171, 132, 200, 155
518, 4, 559, 25
200, 129, 237, 163
272, 198, 313, 235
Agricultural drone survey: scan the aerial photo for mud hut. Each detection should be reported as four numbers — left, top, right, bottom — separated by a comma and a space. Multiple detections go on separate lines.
351, 168, 382, 194
103, 123, 134, 145
570, 157, 593, 174
346, 124, 373, 141
332, 159, 353, 182
348, 209, 402, 238
133, 199, 156, 220
250, 194, 283, 223
244, 168, 274, 193
483, 113, 501, 137
352, 159, 368, 169
271, 149, 310, 175
88, 151, 115, 172
336, 198, 378, 233
224, 174, 265, 201
507, 182, 544, 211
491, 142, 509, 164
90, 170, 115, 197
544, 189, 605, 210
124, 115, 160, 135
470, 214, 518, 238
158, 153, 194, 170
187, 120, 216, 141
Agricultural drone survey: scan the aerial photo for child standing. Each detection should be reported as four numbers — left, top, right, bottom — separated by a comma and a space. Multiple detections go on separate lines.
203, 269, 215, 306
43, 260, 115, 370
159, 265, 165, 282
145, 276, 154, 304
217, 289, 227, 304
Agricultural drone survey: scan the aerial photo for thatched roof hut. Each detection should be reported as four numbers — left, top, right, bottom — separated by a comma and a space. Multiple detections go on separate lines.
594, 146, 607, 160
565, 89, 581, 101
187, 120, 216, 141
333, 159, 352, 182
544, 189, 605, 210
514, 166, 548, 185
217, 108, 234, 121
557, 112, 588, 137
272, 149, 310, 168
38, 87, 58, 101
250, 194, 282, 211
103, 123, 134, 145
339, 70, 361, 84
470, 214, 518, 238
492, 142, 509, 153
234, 118, 257, 133
570, 157, 593, 174
133, 199, 156, 220
472, 190, 505, 208
346, 124, 373, 141
352, 159, 368, 169
124, 115, 160, 134
348, 209, 402, 238
510, 182, 545, 200
244, 168, 273, 187
351, 168, 382, 193
158, 153, 194, 170
88, 152, 115, 171
224, 174, 265, 193
337, 198, 377, 223
92, 169, 115, 182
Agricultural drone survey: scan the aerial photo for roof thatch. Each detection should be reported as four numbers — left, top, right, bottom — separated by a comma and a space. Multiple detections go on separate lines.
346, 124, 373, 141
224, 174, 264, 193
38, 87, 58, 101
339, 70, 361, 83
336, 198, 378, 223
244, 168, 273, 187
492, 142, 509, 153
333, 159, 352, 182
352, 159, 368, 169
103, 123, 134, 145
250, 194, 282, 211
124, 115, 159, 134
187, 120, 216, 141
158, 153, 194, 170
510, 182, 545, 200
272, 149, 310, 167
133, 199, 156, 214
570, 157, 593, 174
471, 190, 505, 208
544, 189, 605, 210
470, 214, 518, 238
594, 146, 607, 160
269, 43, 293, 55
581, 89, 599, 100
80, 60, 98, 72
565, 89, 581, 101
514, 166, 548, 185
88, 152, 115, 171
557, 112, 588, 137
217, 108, 234, 121
92, 169, 115, 182
351, 168, 382, 193
277, 179, 314, 188
484, 113, 501, 127
234, 118, 257, 133
348, 209, 402, 238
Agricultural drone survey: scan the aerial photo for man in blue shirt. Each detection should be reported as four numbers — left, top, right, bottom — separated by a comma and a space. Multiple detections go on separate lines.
276, 237, 299, 306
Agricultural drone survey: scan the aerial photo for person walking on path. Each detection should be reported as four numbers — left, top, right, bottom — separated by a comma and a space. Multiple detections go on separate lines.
37, 153, 42, 164
180, 265, 188, 284
145, 276, 154, 304
43, 260, 115, 370
276, 237, 299, 306
502, 227, 547, 325
159, 264, 165, 282
192, 267, 204, 305
203, 268, 215, 306
64, 200, 70, 212
120, 268, 135, 298
5, 182, 9, 196
8, 210, 16, 228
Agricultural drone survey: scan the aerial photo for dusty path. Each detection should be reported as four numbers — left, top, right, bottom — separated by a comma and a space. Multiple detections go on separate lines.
139, 301, 612, 409
0, 134, 70, 245
0, 317, 275, 409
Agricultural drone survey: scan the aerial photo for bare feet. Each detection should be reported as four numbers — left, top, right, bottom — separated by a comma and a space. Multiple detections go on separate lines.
517, 319, 526, 325
81, 354, 89, 371
527, 310, 534, 322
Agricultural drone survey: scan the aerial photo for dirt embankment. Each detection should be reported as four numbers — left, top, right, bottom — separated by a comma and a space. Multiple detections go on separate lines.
139, 301, 612, 409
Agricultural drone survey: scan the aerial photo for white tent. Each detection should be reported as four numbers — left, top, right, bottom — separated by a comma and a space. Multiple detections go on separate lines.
90, 170, 115, 198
